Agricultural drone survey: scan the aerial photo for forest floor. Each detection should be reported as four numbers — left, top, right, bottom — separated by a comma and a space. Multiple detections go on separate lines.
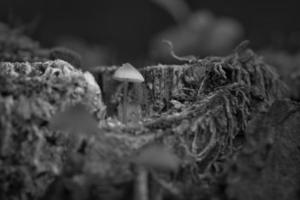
0, 23, 300, 200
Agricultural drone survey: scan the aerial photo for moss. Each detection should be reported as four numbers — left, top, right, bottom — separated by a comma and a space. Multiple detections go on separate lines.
0, 60, 105, 200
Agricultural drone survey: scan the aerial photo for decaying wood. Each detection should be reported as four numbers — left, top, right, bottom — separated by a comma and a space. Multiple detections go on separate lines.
0, 44, 288, 200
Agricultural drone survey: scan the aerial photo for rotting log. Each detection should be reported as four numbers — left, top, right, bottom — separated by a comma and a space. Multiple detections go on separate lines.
83, 45, 287, 198
135, 46, 286, 178
94, 45, 286, 165
0, 44, 289, 200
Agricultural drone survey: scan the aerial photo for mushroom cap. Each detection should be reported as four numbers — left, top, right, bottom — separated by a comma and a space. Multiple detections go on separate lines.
113, 63, 144, 83
133, 145, 180, 172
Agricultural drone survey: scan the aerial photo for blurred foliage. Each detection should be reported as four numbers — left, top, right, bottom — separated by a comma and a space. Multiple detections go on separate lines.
55, 36, 112, 70
0, 22, 85, 69
0, 22, 46, 62
262, 50, 300, 100
149, 10, 243, 62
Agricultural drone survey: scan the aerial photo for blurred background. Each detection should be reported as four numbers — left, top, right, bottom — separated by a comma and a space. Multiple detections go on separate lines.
0, 0, 300, 68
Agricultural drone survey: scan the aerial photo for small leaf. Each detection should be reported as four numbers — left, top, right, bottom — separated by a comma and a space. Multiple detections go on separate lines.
49, 103, 99, 137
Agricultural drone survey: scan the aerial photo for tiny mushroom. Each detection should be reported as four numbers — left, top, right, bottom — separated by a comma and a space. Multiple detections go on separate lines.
112, 63, 144, 124
132, 144, 180, 200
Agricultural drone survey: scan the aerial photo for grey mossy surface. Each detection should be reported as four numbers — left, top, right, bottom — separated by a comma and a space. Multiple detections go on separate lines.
1, 41, 298, 200
0, 60, 105, 200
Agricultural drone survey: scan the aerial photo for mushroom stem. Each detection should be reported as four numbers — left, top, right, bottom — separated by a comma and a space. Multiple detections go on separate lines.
134, 166, 149, 200
123, 81, 129, 124
150, 173, 163, 200
153, 187, 163, 200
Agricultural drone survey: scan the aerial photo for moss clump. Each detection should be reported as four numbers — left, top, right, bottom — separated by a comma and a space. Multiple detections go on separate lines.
0, 60, 105, 200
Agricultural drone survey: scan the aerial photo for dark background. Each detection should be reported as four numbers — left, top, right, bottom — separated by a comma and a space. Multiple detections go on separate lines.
0, 0, 299, 63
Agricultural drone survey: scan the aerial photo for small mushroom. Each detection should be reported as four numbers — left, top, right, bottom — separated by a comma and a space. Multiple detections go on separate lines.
112, 63, 144, 124
132, 144, 180, 200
